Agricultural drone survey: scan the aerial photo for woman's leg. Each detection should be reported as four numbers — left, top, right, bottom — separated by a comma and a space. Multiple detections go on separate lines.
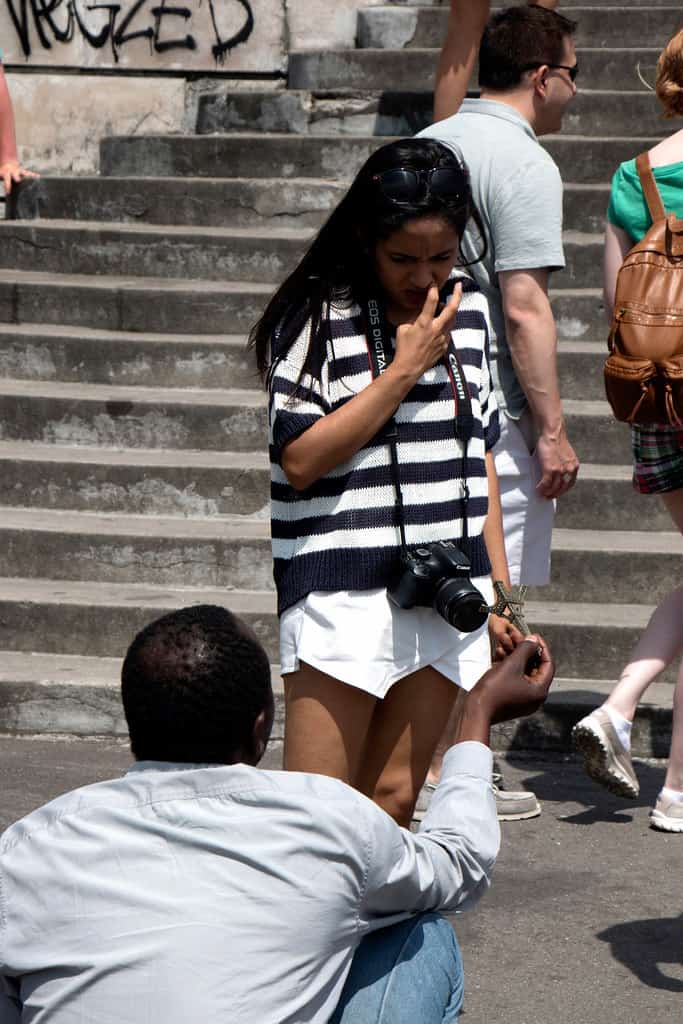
603, 489, 683, 720
604, 585, 683, 721
283, 661, 377, 783
330, 913, 464, 1024
665, 659, 683, 792
356, 666, 458, 826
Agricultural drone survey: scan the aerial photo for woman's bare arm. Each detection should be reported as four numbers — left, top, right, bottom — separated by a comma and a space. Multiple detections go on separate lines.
603, 220, 632, 320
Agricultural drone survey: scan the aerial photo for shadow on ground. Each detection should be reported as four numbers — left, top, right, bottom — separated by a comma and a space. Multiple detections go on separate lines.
597, 914, 683, 992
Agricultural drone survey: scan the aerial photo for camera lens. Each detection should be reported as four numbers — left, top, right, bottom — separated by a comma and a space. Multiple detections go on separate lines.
434, 579, 488, 633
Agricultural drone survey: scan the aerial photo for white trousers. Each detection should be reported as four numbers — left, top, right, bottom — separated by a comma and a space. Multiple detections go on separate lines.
493, 410, 555, 587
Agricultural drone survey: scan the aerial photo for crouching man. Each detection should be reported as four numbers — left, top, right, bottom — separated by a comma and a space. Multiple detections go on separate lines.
0, 605, 553, 1023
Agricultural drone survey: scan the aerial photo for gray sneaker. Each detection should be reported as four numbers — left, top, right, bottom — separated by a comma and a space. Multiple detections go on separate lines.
571, 707, 639, 799
492, 772, 541, 821
412, 775, 540, 823
650, 793, 683, 833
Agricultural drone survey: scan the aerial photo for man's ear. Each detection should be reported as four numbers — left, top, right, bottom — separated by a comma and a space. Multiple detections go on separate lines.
531, 65, 550, 96
249, 706, 272, 765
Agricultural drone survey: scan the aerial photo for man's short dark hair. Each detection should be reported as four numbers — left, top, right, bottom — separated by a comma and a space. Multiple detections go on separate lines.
121, 604, 272, 764
479, 6, 577, 92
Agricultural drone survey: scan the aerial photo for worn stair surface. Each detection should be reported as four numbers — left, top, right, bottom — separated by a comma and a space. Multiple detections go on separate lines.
2, 0, 682, 755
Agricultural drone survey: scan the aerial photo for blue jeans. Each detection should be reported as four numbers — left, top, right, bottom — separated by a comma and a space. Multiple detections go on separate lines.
330, 913, 464, 1024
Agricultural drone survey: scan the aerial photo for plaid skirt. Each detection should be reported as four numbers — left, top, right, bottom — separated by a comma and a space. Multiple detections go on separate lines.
632, 423, 683, 494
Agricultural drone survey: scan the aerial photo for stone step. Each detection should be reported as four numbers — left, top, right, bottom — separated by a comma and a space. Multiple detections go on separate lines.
552, 289, 604, 341
0, 651, 673, 757
0, 508, 275, 590
9, 175, 612, 239
0, 579, 676, 687
0, 650, 283, 740
0, 370, 631, 461
0, 324, 257, 389
0, 219, 608, 289
0, 379, 267, 451
0, 269, 272, 334
99, 133, 653, 186
0, 272, 602, 342
555, 465, 673, 533
0, 440, 663, 532
530, 528, 683, 605
287, 48, 661, 93
7, 177, 345, 230
0, 442, 270, 517
557, 232, 603, 289
564, 397, 631, 462
558, 341, 607, 401
357, 6, 682, 50
563, 185, 611, 236
0, 507, 680, 600
195, 88, 669, 140
0, 220, 313, 285
497, 676, 674, 758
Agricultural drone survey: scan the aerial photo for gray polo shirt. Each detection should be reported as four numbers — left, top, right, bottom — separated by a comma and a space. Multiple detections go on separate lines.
418, 98, 565, 417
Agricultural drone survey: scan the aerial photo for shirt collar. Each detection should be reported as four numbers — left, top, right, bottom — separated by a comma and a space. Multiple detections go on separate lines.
459, 97, 537, 142
126, 760, 224, 775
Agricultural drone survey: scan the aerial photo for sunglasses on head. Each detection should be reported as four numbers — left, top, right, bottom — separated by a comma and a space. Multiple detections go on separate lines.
523, 60, 579, 82
372, 166, 469, 207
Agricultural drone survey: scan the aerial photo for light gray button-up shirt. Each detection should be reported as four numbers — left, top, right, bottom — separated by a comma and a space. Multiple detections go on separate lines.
0, 742, 498, 1023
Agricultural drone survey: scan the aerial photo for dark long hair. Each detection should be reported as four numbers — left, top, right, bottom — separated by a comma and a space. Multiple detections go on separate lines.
248, 138, 487, 384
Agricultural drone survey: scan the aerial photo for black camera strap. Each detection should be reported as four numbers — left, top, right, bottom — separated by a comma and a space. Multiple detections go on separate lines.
360, 293, 473, 548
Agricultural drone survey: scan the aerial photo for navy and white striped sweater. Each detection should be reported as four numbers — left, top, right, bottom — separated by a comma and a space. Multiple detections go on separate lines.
268, 274, 500, 616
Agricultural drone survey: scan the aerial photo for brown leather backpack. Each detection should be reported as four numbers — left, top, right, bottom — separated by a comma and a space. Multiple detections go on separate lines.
604, 151, 683, 427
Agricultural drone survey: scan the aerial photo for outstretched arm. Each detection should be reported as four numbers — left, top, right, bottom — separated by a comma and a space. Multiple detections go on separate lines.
433, 1, 490, 124
0, 65, 37, 194
433, 0, 560, 123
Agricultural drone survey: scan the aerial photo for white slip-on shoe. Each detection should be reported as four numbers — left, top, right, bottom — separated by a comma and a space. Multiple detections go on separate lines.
571, 707, 639, 799
649, 793, 683, 833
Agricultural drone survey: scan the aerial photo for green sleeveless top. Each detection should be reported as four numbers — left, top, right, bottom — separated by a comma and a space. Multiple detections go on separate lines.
607, 157, 683, 243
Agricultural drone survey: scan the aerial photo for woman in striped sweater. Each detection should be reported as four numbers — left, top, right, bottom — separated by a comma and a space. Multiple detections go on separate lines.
250, 138, 521, 826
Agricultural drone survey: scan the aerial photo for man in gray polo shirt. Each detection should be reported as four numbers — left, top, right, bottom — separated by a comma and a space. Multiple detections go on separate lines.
417, 4, 580, 820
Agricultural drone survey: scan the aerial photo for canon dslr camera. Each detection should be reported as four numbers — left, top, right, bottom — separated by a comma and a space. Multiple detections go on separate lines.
388, 540, 488, 633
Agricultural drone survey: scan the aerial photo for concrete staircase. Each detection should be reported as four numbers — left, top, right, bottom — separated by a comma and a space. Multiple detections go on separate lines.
1, 0, 682, 756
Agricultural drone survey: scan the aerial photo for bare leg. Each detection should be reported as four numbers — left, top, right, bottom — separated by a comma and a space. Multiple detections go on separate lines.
283, 661, 377, 784
425, 687, 467, 785
665, 660, 683, 792
604, 586, 683, 721
604, 490, 683, 721
356, 666, 457, 827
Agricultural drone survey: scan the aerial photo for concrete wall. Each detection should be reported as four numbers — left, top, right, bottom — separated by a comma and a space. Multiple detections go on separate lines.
1, 0, 378, 173
0, 0, 287, 72
286, 0, 385, 52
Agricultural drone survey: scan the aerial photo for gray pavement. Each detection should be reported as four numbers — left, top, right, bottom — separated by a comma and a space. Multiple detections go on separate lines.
0, 737, 680, 1023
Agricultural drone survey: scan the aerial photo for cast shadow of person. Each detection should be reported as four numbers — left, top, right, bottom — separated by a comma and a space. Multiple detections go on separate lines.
596, 914, 683, 992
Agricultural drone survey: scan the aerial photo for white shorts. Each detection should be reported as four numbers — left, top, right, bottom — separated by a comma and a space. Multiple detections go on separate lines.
493, 410, 555, 587
279, 577, 494, 699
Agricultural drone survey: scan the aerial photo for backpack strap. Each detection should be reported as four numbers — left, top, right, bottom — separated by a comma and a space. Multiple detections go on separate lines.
635, 151, 667, 223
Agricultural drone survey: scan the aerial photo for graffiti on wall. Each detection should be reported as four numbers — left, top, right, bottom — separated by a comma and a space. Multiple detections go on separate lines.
3, 0, 254, 63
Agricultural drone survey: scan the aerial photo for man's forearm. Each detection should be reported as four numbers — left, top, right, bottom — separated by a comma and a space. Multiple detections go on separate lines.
505, 303, 563, 436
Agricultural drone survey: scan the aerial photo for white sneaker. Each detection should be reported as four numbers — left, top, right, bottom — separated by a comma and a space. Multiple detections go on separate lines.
571, 707, 639, 799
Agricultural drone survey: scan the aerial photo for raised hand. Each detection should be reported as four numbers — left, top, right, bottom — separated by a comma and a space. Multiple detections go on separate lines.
393, 283, 462, 382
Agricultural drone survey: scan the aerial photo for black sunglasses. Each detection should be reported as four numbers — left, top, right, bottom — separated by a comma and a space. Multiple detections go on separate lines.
522, 60, 579, 82
372, 167, 469, 206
